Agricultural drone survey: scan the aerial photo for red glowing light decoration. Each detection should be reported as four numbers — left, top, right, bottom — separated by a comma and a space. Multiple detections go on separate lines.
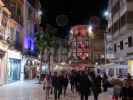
70, 25, 91, 61
79, 51, 88, 60
80, 29, 86, 36
71, 25, 88, 37
80, 42, 85, 48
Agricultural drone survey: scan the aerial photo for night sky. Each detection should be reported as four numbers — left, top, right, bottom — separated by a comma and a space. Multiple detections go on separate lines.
40, 0, 108, 38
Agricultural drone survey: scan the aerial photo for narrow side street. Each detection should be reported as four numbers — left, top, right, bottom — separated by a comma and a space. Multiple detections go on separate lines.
0, 80, 112, 100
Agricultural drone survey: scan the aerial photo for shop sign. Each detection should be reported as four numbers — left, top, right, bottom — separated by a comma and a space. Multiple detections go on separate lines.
128, 60, 133, 76
105, 33, 114, 59
8, 50, 22, 59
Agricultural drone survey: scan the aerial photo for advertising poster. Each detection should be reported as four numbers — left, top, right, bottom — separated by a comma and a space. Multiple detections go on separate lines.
105, 32, 114, 59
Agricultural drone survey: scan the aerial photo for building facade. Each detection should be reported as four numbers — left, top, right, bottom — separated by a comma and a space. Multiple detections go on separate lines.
22, 0, 41, 80
107, 0, 133, 62
0, 0, 41, 84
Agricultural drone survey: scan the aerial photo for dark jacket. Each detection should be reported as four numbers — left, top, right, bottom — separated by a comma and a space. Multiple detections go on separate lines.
91, 75, 102, 94
62, 77, 69, 87
52, 76, 62, 89
79, 73, 91, 94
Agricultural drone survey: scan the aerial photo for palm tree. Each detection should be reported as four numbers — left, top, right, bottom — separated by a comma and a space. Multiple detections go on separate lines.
35, 27, 54, 82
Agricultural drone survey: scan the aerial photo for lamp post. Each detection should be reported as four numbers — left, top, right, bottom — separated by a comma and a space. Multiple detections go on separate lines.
38, 10, 42, 16
103, 10, 111, 64
87, 25, 94, 64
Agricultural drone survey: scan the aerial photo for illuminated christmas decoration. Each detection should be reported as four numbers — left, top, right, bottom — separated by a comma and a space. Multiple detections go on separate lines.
69, 24, 95, 70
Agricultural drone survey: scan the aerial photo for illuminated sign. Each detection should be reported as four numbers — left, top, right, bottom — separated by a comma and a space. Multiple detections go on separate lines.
23, 32, 35, 53
128, 60, 133, 76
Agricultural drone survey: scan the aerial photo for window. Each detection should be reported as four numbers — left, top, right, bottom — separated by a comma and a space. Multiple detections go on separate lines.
110, 13, 126, 34
120, 0, 125, 8
113, 20, 119, 33
1, 12, 8, 27
114, 43, 117, 52
10, 27, 16, 41
120, 40, 124, 50
128, 36, 132, 47
108, 27, 111, 32
120, 13, 126, 27
112, 1, 120, 16
127, 11, 133, 24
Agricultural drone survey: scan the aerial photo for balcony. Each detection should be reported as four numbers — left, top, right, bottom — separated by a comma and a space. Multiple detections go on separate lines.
2, 0, 23, 26
0, 26, 5, 40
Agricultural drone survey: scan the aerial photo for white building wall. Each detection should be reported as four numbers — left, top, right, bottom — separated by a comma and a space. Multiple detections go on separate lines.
107, 0, 133, 62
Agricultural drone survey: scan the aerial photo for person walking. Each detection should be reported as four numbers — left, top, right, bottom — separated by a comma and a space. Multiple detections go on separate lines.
120, 79, 128, 100
102, 72, 108, 92
43, 75, 51, 100
125, 73, 133, 100
79, 70, 91, 100
62, 73, 69, 96
75, 71, 81, 93
113, 79, 122, 100
70, 71, 75, 93
52, 72, 63, 100
90, 71, 102, 100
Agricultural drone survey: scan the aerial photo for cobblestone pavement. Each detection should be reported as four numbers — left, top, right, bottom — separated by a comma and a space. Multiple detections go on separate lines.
0, 80, 112, 100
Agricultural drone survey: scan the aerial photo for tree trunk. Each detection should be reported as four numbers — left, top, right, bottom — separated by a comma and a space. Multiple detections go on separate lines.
48, 51, 51, 74
39, 51, 43, 83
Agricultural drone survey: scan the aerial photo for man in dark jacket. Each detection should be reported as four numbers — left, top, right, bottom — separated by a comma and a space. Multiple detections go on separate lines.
70, 71, 75, 93
62, 73, 69, 96
79, 70, 91, 100
90, 72, 102, 100
52, 72, 63, 100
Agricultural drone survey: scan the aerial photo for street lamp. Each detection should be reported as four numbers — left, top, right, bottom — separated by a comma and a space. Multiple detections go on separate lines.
104, 11, 109, 17
103, 10, 111, 20
87, 25, 94, 38
70, 29, 73, 34
87, 25, 94, 64
103, 10, 113, 64
38, 10, 42, 16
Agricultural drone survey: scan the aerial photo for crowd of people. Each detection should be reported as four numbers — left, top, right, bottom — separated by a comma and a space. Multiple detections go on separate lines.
112, 73, 133, 100
42, 69, 109, 100
42, 69, 133, 100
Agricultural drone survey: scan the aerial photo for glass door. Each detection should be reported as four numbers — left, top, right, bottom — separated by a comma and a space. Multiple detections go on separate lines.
8, 59, 21, 81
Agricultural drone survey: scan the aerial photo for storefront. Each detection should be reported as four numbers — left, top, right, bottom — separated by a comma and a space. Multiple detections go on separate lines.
23, 57, 39, 80
7, 50, 22, 82
0, 49, 6, 85
8, 58, 21, 81
128, 60, 133, 76
0, 41, 8, 85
